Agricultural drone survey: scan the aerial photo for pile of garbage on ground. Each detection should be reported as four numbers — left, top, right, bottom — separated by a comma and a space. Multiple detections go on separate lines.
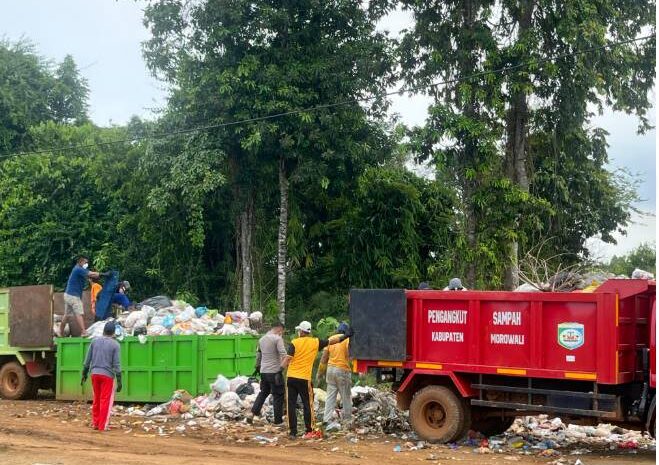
463, 414, 654, 457
82, 296, 263, 339
120, 377, 409, 435
112, 378, 653, 457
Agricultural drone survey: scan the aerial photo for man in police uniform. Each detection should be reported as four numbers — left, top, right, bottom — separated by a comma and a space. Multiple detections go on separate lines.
285, 320, 352, 439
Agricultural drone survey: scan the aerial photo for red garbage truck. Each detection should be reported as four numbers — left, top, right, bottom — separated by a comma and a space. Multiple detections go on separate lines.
350, 279, 656, 442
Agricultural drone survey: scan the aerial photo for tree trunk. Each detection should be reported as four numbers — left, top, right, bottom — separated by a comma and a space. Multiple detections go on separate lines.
276, 158, 288, 325
462, 0, 478, 289
504, 0, 535, 290
239, 194, 254, 312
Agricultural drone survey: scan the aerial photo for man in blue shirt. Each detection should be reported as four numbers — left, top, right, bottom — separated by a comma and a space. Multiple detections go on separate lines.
60, 256, 100, 336
112, 281, 133, 311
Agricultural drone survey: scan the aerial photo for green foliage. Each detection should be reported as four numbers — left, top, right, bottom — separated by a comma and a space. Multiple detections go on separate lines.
400, 0, 655, 286
315, 317, 339, 341
0, 3, 653, 322
606, 242, 656, 277
0, 41, 89, 152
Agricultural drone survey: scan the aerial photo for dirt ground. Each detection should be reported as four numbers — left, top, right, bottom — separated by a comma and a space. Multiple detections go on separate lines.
0, 400, 654, 465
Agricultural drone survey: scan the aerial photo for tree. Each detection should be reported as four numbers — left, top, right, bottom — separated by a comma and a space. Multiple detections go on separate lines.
143, 0, 395, 321
400, 0, 655, 288
607, 242, 656, 277
50, 54, 89, 124
0, 40, 55, 152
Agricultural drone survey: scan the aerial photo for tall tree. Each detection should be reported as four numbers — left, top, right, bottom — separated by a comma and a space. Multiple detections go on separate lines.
401, 0, 655, 288
143, 0, 395, 320
50, 54, 89, 124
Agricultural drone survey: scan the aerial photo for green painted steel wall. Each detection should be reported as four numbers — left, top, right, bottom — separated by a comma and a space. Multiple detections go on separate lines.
56, 334, 258, 402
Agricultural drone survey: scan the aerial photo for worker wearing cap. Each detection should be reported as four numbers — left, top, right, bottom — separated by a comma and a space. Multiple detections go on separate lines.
444, 277, 468, 291
318, 322, 352, 429
285, 320, 352, 439
112, 280, 133, 311
81, 321, 122, 431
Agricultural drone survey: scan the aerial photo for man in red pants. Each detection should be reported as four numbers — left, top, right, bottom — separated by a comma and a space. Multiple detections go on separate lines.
81, 321, 122, 431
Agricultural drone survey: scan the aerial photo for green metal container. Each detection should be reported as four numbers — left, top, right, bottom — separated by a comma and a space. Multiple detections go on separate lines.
56, 334, 258, 402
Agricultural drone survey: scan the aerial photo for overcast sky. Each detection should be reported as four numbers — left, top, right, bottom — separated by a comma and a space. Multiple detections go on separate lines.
2, 0, 655, 261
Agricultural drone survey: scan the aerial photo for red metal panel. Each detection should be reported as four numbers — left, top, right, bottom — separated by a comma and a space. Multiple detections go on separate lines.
416, 297, 470, 363
480, 300, 531, 368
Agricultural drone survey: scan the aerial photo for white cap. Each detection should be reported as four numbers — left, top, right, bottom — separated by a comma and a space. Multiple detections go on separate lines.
295, 321, 312, 333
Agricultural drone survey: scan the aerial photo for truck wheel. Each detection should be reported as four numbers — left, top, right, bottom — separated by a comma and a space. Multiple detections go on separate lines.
0, 362, 35, 400
409, 385, 465, 443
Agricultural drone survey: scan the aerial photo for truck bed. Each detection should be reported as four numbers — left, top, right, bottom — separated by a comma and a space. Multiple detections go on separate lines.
351, 279, 655, 385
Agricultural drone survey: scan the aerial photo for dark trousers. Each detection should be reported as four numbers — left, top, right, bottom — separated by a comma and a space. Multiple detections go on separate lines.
251, 371, 284, 424
287, 377, 314, 435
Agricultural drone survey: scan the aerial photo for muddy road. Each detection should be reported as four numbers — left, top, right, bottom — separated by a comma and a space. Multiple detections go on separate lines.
0, 400, 654, 465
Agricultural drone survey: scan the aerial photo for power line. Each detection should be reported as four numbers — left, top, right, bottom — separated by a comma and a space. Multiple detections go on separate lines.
0, 34, 653, 160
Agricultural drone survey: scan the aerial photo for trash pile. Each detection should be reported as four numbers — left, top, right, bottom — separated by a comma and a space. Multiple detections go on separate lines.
136, 378, 409, 435
348, 386, 410, 434
83, 297, 263, 339
141, 375, 267, 421
516, 268, 654, 293
468, 415, 655, 456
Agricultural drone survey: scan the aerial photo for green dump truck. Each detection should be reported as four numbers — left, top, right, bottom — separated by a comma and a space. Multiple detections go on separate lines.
0, 286, 258, 402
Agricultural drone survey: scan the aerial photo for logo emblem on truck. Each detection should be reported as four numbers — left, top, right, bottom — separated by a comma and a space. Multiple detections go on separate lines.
557, 323, 584, 350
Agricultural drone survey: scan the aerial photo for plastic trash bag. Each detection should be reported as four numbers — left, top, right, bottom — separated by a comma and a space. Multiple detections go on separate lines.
632, 268, 654, 279
125, 310, 148, 331
140, 295, 172, 311
219, 391, 242, 412
195, 306, 208, 318
218, 323, 239, 336
147, 324, 169, 336
175, 307, 194, 323
141, 305, 156, 319
211, 375, 230, 394
229, 376, 249, 392
162, 314, 175, 329
235, 383, 255, 398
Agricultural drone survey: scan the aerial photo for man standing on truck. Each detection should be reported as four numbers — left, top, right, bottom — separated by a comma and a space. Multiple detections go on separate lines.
318, 321, 352, 430
89, 275, 102, 317
285, 320, 352, 440
60, 256, 101, 336
81, 320, 122, 431
248, 322, 287, 426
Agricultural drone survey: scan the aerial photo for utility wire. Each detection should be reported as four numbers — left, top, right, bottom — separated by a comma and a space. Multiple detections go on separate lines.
0, 34, 653, 160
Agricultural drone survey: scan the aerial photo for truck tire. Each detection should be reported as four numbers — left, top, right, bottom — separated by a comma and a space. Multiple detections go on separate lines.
409, 385, 465, 443
0, 361, 35, 400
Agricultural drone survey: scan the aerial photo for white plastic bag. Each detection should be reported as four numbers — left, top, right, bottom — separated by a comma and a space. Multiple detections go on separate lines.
141, 305, 156, 319
211, 374, 230, 394
229, 376, 249, 392
219, 391, 242, 412
147, 324, 169, 336
125, 310, 148, 330
175, 307, 195, 323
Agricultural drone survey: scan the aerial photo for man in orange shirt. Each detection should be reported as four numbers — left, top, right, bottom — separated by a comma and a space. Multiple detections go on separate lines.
285, 321, 352, 440
319, 322, 352, 429
89, 276, 102, 317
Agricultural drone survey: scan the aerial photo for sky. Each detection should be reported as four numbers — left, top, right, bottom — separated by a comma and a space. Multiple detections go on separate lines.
1, 1, 655, 261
